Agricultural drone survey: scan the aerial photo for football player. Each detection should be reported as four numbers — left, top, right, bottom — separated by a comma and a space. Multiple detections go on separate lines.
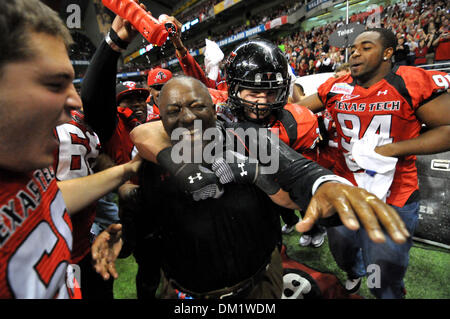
300, 28, 450, 298
0, 0, 141, 298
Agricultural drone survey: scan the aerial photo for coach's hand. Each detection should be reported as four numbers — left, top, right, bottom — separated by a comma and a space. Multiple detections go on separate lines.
92, 224, 123, 280
157, 147, 224, 200
297, 183, 411, 244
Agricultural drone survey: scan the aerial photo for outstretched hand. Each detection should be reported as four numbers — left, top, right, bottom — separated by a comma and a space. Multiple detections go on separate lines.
296, 182, 410, 244
91, 224, 123, 280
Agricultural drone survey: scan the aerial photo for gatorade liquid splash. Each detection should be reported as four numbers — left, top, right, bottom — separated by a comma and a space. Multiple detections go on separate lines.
102, 0, 177, 46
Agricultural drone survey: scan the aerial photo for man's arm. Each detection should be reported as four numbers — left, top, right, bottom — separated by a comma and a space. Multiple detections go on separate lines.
375, 93, 450, 157
57, 156, 141, 215
299, 93, 326, 113
165, 16, 219, 89
130, 120, 171, 163
272, 140, 409, 244
81, 13, 140, 143
210, 123, 410, 243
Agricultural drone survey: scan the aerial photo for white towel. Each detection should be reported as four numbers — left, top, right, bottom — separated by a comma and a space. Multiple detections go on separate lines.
204, 39, 224, 81
348, 135, 398, 202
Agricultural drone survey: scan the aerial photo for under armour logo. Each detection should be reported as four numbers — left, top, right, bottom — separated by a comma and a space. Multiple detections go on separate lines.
188, 173, 203, 183
377, 90, 388, 96
238, 163, 247, 177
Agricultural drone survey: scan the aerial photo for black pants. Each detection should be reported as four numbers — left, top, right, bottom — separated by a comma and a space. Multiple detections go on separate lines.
280, 208, 324, 236
78, 252, 114, 299
133, 235, 162, 299
279, 207, 299, 227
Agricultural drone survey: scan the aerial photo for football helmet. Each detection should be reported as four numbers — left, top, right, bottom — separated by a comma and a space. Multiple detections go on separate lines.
225, 39, 290, 123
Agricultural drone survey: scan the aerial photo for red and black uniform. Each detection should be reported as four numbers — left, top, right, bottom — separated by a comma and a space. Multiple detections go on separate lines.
0, 168, 73, 299
53, 110, 100, 265
314, 110, 339, 170
146, 96, 161, 121
177, 51, 320, 153
209, 89, 320, 230
53, 110, 115, 299
209, 89, 320, 155
317, 65, 450, 207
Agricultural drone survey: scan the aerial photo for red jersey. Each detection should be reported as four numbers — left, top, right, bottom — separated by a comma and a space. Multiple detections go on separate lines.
315, 110, 339, 170
53, 110, 100, 264
0, 168, 73, 298
434, 34, 450, 62
317, 66, 450, 206
209, 89, 320, 154
146, 96, 161, 121
104, 112, 136, 165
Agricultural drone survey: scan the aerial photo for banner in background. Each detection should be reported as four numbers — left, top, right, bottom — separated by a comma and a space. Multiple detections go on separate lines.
306, 0, 331, 12
214, 0, 242, 15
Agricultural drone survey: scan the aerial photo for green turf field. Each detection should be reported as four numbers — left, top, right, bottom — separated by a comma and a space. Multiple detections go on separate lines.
113, 225, 450, 299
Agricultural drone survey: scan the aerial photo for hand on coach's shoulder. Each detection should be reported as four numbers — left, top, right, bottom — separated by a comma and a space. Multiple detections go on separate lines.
296, 182, 410, 244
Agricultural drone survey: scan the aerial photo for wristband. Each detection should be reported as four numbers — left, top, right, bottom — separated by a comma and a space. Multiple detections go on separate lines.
105, 32, 124, 52
311, 175, 353, 195
109, 28, 130, 49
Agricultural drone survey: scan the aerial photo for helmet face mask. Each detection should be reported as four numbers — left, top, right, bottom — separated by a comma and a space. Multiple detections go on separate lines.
225, 39, 291, 124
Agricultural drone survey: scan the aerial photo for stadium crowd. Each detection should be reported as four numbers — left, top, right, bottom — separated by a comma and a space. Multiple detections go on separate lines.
0, 0, 449, 302
279, 0, 450, 76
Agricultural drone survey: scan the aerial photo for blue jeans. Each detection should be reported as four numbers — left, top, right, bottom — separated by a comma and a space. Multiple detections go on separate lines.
327, 201, 419, 299
90, 193, 120, 242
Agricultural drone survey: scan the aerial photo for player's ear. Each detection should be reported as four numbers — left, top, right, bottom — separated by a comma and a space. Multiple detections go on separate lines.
383, 47, 394, 61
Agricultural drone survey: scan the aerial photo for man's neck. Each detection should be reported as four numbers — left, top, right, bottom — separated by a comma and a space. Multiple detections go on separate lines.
356, 64, 392, 88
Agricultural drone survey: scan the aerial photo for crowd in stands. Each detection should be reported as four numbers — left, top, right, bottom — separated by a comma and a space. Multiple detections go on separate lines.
138, 0, 303, 73
280, 0, 450, 77
109, 0, 450, 78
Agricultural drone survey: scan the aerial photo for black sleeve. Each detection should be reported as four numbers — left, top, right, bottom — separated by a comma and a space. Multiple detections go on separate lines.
81, 39, 121, 144
224, 121, 334, 211
272, 136, 334, 211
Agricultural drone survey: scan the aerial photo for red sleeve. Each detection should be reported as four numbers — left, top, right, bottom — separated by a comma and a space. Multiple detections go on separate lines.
396, 66, 450, 109
316, 75, 340, 105
208, 88, 228, 104
275, 104, 320, 152
177, 51, 217, 89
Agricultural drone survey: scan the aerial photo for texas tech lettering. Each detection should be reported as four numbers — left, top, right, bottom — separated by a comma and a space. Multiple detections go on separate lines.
334, 100, 400, 112
0, 168, 52, 247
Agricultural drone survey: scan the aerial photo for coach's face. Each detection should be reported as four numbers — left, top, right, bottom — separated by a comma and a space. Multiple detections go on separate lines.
158, 78, 216, 143
0, 32, 81, 172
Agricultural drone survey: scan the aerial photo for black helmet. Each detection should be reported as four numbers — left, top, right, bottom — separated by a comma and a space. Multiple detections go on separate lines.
225, 39, 290, 122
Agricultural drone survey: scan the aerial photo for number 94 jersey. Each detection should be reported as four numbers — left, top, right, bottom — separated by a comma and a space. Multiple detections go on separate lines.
317, 65, 450, 207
